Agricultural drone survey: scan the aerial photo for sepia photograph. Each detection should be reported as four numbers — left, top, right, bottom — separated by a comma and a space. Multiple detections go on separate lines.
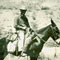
0, 0, 60, 60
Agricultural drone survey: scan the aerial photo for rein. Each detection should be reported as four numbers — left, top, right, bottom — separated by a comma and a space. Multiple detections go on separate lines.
32, 30, 46, 43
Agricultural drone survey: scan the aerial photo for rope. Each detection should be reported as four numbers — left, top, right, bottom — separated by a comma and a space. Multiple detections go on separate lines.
32, 31, 46, 43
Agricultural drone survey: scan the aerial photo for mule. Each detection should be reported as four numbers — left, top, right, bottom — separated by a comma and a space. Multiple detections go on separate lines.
23, 19, 60, 60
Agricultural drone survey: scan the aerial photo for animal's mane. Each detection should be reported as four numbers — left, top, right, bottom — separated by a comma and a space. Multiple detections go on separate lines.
37, 24, 51, 34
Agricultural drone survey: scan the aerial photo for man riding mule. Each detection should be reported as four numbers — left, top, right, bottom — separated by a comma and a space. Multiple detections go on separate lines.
10, 16, 60, 60
13, 6, 32, 56
6, 6, 60, 60
7, 6, 60, 60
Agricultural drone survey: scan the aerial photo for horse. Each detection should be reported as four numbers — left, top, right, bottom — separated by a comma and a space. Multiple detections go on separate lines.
23, 19, 60, 60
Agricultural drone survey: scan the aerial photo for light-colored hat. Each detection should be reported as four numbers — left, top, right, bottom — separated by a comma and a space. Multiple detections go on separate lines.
20, 6, 27, 11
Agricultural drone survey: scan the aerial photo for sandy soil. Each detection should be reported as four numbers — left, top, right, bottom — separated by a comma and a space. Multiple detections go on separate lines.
0, 0, 60, 60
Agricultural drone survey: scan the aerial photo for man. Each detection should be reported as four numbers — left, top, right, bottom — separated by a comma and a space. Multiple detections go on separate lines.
14, 6, 31, 56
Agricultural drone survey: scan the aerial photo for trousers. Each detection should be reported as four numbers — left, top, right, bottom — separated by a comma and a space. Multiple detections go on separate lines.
16, 30, 25, 51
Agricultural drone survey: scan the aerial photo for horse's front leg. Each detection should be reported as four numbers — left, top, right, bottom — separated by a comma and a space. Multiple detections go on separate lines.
30, 56, 38, 60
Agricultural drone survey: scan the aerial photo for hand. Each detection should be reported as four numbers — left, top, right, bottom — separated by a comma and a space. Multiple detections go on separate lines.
14, 25, 26, 30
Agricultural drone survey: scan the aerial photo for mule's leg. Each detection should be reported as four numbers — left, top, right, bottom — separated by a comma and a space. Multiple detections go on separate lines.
30, 56, 37, 60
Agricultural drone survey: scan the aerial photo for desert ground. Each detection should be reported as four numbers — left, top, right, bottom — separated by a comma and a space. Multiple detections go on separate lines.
0, 0, 60, 60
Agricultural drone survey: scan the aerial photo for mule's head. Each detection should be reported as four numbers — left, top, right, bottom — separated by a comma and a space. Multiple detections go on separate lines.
50, 19, 60, 41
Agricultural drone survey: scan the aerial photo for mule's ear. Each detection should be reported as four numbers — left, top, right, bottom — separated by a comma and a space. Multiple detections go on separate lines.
51, 18, 56, 27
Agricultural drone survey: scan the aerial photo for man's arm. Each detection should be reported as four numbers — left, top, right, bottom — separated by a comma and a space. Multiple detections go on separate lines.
14, 16, 27, 30
14, 25, 26, 30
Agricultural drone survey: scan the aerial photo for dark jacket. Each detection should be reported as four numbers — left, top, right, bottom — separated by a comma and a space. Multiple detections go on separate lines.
14, 15, 30, 30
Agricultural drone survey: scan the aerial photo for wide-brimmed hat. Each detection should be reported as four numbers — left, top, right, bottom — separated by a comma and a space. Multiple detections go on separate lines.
20, 6, 27, 12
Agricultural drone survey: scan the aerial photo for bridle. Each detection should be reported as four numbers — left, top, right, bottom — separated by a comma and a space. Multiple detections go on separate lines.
32, 30, 46, 43
33, 24, 59, 43
50, 25, 59, 40
50, 25, 60, 46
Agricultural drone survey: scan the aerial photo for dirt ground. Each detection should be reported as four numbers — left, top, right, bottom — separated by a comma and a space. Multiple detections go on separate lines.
4, 47, 60, 60
0, 0, 60, 60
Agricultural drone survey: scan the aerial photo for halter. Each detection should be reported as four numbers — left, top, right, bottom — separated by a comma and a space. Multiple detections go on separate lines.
33, 24, 57, 43
50, 25, 59, 40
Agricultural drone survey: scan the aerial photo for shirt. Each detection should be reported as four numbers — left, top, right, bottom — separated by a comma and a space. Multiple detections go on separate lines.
14, 15, 30, 30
